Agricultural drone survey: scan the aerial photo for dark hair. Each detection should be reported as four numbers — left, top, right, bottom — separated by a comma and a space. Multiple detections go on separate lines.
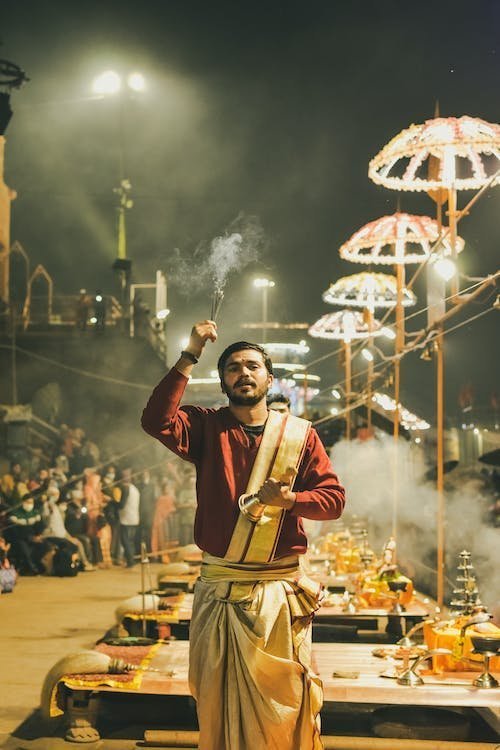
217, 341, 273, 377
266, 393, 290, 407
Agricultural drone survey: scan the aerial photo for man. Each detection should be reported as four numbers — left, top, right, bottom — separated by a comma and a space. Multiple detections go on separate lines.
5, 492, 45, 575
141, 321, 345, 750
117, 468, 140, 568
267, 392, 291, 414
137, 470, 156, 552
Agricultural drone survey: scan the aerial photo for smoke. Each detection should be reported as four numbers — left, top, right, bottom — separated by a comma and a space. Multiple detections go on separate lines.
328, 435, 499, 611
164, 213, 267, 297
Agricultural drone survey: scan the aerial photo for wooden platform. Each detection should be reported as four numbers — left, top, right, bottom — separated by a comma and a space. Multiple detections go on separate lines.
64, 642, 500, 712
125, 592, 431, 628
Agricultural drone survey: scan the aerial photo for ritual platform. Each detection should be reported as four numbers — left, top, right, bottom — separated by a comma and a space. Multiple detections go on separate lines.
47, 640, 500, 747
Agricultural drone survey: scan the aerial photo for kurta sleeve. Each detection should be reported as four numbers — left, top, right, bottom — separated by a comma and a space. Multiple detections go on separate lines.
140, 367, 206, 463
290, 428, 345, 520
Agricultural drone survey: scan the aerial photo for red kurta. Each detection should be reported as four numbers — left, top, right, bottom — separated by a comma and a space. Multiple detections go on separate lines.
141, 368, 345, 559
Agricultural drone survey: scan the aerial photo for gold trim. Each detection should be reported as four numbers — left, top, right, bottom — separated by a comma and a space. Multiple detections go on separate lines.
225, 411, 310, 565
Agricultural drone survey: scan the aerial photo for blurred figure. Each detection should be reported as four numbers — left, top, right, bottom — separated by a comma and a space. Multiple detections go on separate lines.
266, 393, 291, 414
137, 470, 156, 552
94, 290, 106, 332
5, 492, 45, 575
65, 485, 95, 566
151, 479, 177, 561
176, 470, 196, 547
102, 468, 121, 565
117, 468, 140, 567
76, 289, 91, 331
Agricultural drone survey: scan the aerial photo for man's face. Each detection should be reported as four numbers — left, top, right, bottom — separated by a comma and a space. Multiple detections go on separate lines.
221, 349, 273, 407
268, 401, 289, 414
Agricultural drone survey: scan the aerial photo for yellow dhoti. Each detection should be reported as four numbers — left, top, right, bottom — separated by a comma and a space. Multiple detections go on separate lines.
189, 554, 323, 750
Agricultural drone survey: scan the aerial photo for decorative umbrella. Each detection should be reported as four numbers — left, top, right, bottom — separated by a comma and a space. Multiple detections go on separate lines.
368, 116, 500, 192
368, 114, 500, 607
368, 115, 500, 291
309, 311, 383, 440
339, 212, 464, 265
323, 271, 416, 310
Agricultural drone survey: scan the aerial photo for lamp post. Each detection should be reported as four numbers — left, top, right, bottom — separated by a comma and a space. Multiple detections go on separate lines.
308, 310, 385, 440
91, 70, 146, 274
253, 278, 275, 344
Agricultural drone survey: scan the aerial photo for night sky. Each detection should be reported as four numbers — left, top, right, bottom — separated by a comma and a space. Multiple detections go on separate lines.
2, 0, 499, 424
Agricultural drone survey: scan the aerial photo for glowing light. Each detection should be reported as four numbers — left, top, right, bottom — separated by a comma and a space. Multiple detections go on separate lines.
272, 363, 305, 372
92, 70, 121, 95
331, 389, 341, 400
253, 278, 275, 288
330, 407, 339, 416
156, 308, 170, 320
381, 326, 396, 340
188, 377, 220, 385
265, 342, 309, 355
361, 348, 374, 362
369, 116, 500, 192
433, 257, 457, 281
309, 310, 383, 341
473, 428, 479, 435
372, 392, 431, 430
415, 437, 421, 444
180, 337, 190, 349
90, 316, 97, 324
95, 295, 103, 302
292, 373, 321, 382
127, 72, 146, 91
339, 212, 463, 266
323, 271, 416, 309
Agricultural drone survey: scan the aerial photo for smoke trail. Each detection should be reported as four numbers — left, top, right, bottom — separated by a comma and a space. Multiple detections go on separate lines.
328, 435, 499, 610
164, 213, 266, 297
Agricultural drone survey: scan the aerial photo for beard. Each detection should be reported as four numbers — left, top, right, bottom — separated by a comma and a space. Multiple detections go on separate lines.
224, 380, 269, 407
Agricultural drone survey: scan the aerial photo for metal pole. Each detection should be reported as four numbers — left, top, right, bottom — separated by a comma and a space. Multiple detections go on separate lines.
140, 542, 148, 638
345, 341, 351, 440
394, 263, 405, 442
448, 186, 458, 299
129, 285, 135, 338
262, 286, 268, 344
11, 306, 17, 405
436, 325, 445, 608
392, 263, 405, 540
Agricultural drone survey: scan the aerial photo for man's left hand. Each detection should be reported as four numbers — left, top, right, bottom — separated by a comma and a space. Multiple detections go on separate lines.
257, 478, 296, 511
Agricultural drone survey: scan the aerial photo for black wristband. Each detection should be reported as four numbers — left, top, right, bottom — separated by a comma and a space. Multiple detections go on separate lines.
181, 350, 199, 364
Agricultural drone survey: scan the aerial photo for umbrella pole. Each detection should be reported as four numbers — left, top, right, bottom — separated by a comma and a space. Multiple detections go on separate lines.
448, 186, 459, 299
345, 340, 351, 440
392, 263, 405, 539
436, 324, 445, 608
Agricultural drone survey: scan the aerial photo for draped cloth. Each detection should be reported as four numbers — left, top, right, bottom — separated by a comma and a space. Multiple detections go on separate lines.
189, 553, 324, 750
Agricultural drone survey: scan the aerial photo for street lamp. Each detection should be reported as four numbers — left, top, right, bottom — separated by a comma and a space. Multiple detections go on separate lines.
433, 257, 457, 282
91, 70, 146, 308
92, 70, 121, 95
253, 278, 275, 344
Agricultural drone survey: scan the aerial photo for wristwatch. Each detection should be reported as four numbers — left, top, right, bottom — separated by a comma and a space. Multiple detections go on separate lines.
181, 350, 199, 364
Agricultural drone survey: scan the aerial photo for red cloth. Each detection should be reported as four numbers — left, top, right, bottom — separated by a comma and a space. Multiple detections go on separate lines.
141, 368, 345, 559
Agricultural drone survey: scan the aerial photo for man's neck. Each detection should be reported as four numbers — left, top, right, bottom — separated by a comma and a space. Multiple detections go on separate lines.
229, 399, 268, 426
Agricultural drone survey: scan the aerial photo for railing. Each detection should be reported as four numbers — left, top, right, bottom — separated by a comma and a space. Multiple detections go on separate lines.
2, 294, 124, 329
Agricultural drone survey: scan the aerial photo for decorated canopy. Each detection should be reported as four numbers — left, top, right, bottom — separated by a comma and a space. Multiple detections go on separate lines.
308, 310, 383, 342
368, 115, 500, 192
322, 272, 416, 309
339, 212, 464, 265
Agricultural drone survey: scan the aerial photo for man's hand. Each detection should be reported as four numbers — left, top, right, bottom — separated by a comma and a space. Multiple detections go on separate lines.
185, 320, 218, 359
257, 478, 296, 511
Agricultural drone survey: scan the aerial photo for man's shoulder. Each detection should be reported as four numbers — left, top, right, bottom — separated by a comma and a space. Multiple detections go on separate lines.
181, 404, 230, 421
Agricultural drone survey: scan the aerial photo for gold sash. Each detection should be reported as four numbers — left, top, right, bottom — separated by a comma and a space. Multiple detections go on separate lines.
225, 409, 311, 565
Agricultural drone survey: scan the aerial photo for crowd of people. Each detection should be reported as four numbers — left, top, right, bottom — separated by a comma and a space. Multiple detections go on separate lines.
0, 425, 196, 590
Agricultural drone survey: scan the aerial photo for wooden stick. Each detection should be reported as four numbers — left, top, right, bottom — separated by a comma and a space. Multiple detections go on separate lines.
143, 730, 497, 750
